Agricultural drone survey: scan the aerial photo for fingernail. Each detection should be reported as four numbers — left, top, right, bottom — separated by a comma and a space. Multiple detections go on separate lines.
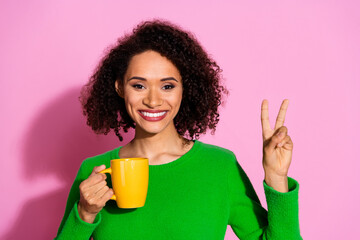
278, 131, 284, 137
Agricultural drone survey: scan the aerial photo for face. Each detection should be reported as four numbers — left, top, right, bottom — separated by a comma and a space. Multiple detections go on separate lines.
115, 50, 183, 136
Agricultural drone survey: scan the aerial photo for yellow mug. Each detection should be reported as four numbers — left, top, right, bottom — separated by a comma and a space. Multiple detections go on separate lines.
99, 158, 149, 208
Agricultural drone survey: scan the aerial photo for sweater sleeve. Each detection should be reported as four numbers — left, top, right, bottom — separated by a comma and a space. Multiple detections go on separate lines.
54, 160, 102, 240
227, 156, 302, 240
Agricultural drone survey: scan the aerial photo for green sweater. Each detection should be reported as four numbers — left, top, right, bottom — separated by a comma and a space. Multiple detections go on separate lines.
55, 140, 302, 239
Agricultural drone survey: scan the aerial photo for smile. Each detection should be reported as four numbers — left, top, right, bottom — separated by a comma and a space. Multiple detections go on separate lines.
138, 110, 168, 121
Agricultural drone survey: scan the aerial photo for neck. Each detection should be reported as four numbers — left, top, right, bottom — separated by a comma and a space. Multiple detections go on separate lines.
130, 123, 189, 157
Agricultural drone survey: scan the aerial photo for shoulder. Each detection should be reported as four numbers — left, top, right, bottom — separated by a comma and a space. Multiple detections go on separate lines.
196, 140, 237, 165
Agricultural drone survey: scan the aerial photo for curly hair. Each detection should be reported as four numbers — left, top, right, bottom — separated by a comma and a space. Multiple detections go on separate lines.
80, 18, 229, 142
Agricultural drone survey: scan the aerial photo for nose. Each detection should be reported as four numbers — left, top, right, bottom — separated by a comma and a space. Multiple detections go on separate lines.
143, 88, 163, 108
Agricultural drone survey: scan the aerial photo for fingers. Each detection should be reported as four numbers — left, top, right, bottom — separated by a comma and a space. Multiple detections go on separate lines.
79, 165, 113, 215
82, 171, 107, 190
79, 165, 109, 200
85, 188, 114, 213
87, 165, 107, 186
92, 185, 112, 205
90, 179, 108, 194
261, 99, 271, 136
277, 135, 293, 150
274, 99, 289, 130
265, 126, 289, 151
98, 188, 115, 203
94, 184, 110, 196
90, 164, 106, 176
89, 187, 114, 207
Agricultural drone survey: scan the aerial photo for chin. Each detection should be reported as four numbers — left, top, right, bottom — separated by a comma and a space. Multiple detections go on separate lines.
135, 122, 172, 135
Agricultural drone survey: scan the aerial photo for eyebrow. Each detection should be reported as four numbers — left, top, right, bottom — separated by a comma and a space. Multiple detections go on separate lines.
128, 76, 178, 82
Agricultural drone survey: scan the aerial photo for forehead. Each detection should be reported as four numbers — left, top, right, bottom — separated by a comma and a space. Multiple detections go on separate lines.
125, 50, 181, 79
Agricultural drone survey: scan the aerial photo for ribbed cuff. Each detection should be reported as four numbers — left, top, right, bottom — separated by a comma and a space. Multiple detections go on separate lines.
56, 201, 101, 240
263, 177, 302, 239
263, 176, 299, 195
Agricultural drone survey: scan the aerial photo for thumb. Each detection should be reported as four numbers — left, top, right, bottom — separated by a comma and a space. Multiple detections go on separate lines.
91, 164, 106, 176
268, 130, 286, 150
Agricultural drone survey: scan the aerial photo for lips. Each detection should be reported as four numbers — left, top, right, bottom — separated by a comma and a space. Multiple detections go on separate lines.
138, 110, 168, 121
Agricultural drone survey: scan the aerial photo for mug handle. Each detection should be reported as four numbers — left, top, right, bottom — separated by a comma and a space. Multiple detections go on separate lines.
99, 168, 116, 200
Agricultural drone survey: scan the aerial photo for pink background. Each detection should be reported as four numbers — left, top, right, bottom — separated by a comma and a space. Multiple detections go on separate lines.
1, 0, 359, 239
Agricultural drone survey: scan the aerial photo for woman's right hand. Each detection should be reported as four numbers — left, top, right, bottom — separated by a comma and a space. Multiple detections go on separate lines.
77, 164, 114, 223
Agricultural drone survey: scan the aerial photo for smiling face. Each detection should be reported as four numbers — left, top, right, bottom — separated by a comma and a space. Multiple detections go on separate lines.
115, 50, 183, 136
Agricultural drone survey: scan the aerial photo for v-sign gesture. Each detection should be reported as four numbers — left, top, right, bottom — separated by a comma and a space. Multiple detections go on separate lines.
261, 99, 293, 192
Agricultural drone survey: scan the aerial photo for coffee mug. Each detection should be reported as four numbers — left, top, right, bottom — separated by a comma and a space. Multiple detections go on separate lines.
99, 158, 149, 208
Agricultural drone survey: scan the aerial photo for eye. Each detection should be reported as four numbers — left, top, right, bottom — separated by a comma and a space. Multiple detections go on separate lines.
162, 84, 175, 90
132, 84, 145, 89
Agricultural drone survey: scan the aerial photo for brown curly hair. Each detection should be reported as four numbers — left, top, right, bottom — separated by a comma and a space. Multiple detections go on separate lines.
80, 18, 229, 142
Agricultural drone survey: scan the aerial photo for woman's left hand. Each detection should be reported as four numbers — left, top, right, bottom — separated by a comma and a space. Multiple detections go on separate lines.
261, 99, 293, 192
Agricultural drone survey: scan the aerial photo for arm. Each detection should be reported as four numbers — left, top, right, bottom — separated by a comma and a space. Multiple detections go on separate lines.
227, 157, 302, 240
54, 161, 102, 240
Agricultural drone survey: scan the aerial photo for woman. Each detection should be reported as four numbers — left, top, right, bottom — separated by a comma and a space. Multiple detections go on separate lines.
55, 19, 302, 239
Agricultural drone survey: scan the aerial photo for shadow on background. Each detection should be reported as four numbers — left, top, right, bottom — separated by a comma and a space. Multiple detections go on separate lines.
2, 87, 134, 240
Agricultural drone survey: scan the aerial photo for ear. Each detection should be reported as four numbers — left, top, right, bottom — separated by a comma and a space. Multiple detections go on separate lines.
115, 80, 124, 98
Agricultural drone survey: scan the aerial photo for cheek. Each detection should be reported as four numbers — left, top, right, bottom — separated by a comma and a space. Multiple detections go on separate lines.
123, 89, 141, 105
170, 92, 183, 108
123, 95, 138, 115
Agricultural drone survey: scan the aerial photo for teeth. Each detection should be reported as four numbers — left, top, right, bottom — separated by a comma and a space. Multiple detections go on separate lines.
141, 111, 167, 117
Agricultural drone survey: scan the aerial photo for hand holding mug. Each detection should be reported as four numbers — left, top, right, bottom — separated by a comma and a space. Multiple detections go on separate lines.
78, 165, 114, 223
